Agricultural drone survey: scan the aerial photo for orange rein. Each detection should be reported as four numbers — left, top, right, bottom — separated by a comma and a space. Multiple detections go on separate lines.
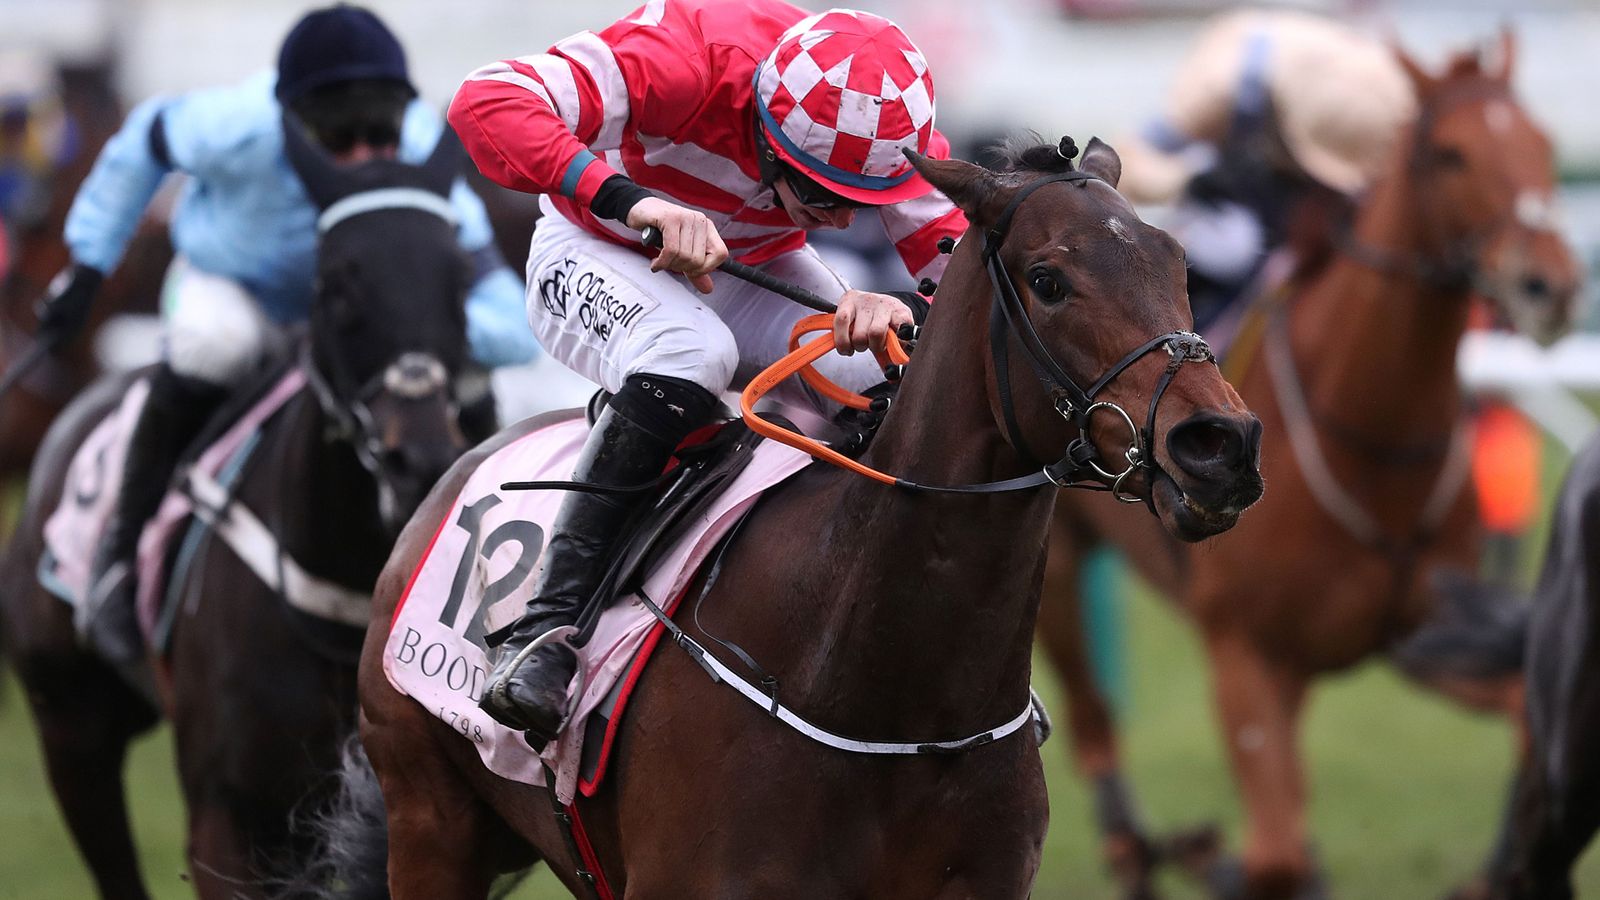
739, 314, 911, 486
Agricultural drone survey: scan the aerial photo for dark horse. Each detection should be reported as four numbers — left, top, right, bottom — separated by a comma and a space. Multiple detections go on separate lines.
1459, 431, 1600, 900
343, 139, 1264, 897
0, 124, 474, 898
0, 54, 172, 486
1035, 34, 1582, 899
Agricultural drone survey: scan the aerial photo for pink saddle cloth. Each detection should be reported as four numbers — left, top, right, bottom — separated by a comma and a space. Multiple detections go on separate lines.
40, 368, 307, 642
384, 417, 812, 804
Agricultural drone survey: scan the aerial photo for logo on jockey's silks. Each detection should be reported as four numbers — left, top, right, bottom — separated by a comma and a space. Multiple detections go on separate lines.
538, 257, 574, 319
537, 257, 653, 342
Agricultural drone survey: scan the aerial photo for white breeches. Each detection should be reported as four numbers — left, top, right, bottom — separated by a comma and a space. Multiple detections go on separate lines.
160, 257, 283, 387
524, 209, 885, 418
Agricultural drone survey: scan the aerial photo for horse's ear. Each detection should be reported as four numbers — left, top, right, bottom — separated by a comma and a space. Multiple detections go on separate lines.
1393, 43, 1435, 97
1077, 137, 1121, 188
903, 149, 1006, 226
1492, 26, 1517, 83
282, 111, 350, 210
420, 126, 466, 198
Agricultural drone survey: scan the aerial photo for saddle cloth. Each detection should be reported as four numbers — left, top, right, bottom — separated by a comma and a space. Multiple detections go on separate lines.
384, 416, 813, 804
38, 368, 344, 648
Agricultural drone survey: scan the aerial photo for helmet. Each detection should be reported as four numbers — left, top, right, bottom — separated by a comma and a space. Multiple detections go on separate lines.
1119, 10, 1414, 203
754, 9, 937, 205
275, 4, 416, 104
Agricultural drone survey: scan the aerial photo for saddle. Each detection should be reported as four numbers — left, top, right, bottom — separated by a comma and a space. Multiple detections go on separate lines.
385, 413, 816, 803
40, 359, 370, 658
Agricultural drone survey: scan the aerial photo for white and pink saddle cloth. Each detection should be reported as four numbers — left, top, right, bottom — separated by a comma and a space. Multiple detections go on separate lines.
384, 417, 812, 804
40, 368, 316, 644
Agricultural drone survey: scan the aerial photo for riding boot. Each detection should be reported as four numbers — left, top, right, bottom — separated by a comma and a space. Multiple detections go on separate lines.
480, 373, 719, 743
84, 364, 226, 663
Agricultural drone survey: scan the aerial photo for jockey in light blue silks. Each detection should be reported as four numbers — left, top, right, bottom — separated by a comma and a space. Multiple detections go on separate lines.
36, 5, 540, 663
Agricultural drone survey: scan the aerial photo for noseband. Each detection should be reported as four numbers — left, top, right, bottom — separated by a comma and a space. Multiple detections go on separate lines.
984, 172, 1216, 501
303, 345, 454, 484
1339, 79, 1546, 299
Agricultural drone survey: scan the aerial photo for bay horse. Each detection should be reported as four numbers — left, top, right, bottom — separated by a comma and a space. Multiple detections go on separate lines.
346, 138, 1264, 898
1036, 35, 1581, 900
0, 54, 171, 487
0, 125, 473, 898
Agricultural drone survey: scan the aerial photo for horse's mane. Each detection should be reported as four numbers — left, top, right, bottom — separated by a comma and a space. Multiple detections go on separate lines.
981, 133, 1080, 177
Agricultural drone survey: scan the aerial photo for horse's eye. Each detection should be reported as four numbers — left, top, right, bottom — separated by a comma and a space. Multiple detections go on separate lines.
1431, 145, 1468, 169
1029, 269, 1065, 302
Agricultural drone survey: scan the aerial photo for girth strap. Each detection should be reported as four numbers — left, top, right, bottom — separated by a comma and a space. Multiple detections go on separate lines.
636, 588, 1037, 755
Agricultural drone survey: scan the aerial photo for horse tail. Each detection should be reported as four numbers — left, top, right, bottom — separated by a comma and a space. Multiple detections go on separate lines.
1388, 568, 1529, 683
277, 733, 390, 900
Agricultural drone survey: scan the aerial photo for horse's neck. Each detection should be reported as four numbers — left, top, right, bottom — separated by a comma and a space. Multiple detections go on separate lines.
260, 393, 390, 587
794, 255, 1054, 735
1291, 169, 1472, 440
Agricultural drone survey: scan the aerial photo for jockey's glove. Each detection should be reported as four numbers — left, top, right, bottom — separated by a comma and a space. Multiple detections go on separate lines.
35, 264, 103, 344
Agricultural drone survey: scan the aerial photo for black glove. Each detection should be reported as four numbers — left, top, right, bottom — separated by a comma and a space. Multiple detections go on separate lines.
35, 264, 103, 344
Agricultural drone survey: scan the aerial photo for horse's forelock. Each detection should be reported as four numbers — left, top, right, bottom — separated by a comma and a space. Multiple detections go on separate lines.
314, 206, 469, 378
983, 133, 1078, 177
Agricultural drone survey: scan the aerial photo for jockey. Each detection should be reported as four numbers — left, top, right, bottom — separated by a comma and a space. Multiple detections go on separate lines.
450, 0, 966, 742
1117, 9, 1414, 329
39, 4, 540, 664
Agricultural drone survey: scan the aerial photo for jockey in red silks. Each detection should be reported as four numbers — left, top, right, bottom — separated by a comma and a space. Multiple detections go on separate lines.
450, 0, 967, 743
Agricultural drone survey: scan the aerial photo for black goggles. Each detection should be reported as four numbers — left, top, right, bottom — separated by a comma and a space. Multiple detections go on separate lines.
782, 166, 869, 211
315, 119, 403, 155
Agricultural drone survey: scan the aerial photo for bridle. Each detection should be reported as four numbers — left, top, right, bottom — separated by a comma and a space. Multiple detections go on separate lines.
301, 185, 462, 520
734, 168, 1220, 503
1338, 77, 1551, 300
982, 171, 1217, 501
303, 343, 453, 478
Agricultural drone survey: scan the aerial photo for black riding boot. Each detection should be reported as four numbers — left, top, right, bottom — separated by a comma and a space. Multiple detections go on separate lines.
479, 374, 718, 743
85, 364, 226, 662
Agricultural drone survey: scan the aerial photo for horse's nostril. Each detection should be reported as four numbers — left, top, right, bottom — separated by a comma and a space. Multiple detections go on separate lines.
1171, 421, 1236, 467
1168, 415, 1259, 480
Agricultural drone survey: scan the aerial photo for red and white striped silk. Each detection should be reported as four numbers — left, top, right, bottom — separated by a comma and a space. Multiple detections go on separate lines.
447, 0, 966, 282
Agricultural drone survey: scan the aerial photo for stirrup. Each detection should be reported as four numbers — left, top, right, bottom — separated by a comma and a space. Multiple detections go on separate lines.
1029, 687, 1053, 747
488, 624, 588, 728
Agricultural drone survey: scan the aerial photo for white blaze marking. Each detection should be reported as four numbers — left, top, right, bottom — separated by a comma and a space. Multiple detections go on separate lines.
1105, 217, 1135, 243
1485, 101, 1515, 135
1516, 190, 1564, 233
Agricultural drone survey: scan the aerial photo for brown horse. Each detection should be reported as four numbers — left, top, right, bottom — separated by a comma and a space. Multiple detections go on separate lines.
0, 56, 171, 487
0, 130, 472, 899
340, 138, 1264, 898
1037, 35, 1582, 900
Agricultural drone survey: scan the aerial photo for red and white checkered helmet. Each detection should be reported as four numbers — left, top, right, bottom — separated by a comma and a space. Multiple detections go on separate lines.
754, 9, 938, 205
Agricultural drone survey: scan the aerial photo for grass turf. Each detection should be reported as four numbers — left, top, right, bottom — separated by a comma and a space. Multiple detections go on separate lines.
2, 581, 1597, 899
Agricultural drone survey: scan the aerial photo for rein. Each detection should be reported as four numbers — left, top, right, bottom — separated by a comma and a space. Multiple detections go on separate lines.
1263, 303, 1473, 560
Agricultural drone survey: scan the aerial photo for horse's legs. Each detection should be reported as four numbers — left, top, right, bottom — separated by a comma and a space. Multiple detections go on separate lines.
1203, 628, 1322, 900
1485, 755, 1600, 900
16, 641, 157, 900
181, 800, 258, 899
1037, 526, 1158, 899
362, 704, 506, 899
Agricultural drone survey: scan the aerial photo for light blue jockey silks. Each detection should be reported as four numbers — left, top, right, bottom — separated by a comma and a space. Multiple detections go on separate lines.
64, 70, 538, 368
